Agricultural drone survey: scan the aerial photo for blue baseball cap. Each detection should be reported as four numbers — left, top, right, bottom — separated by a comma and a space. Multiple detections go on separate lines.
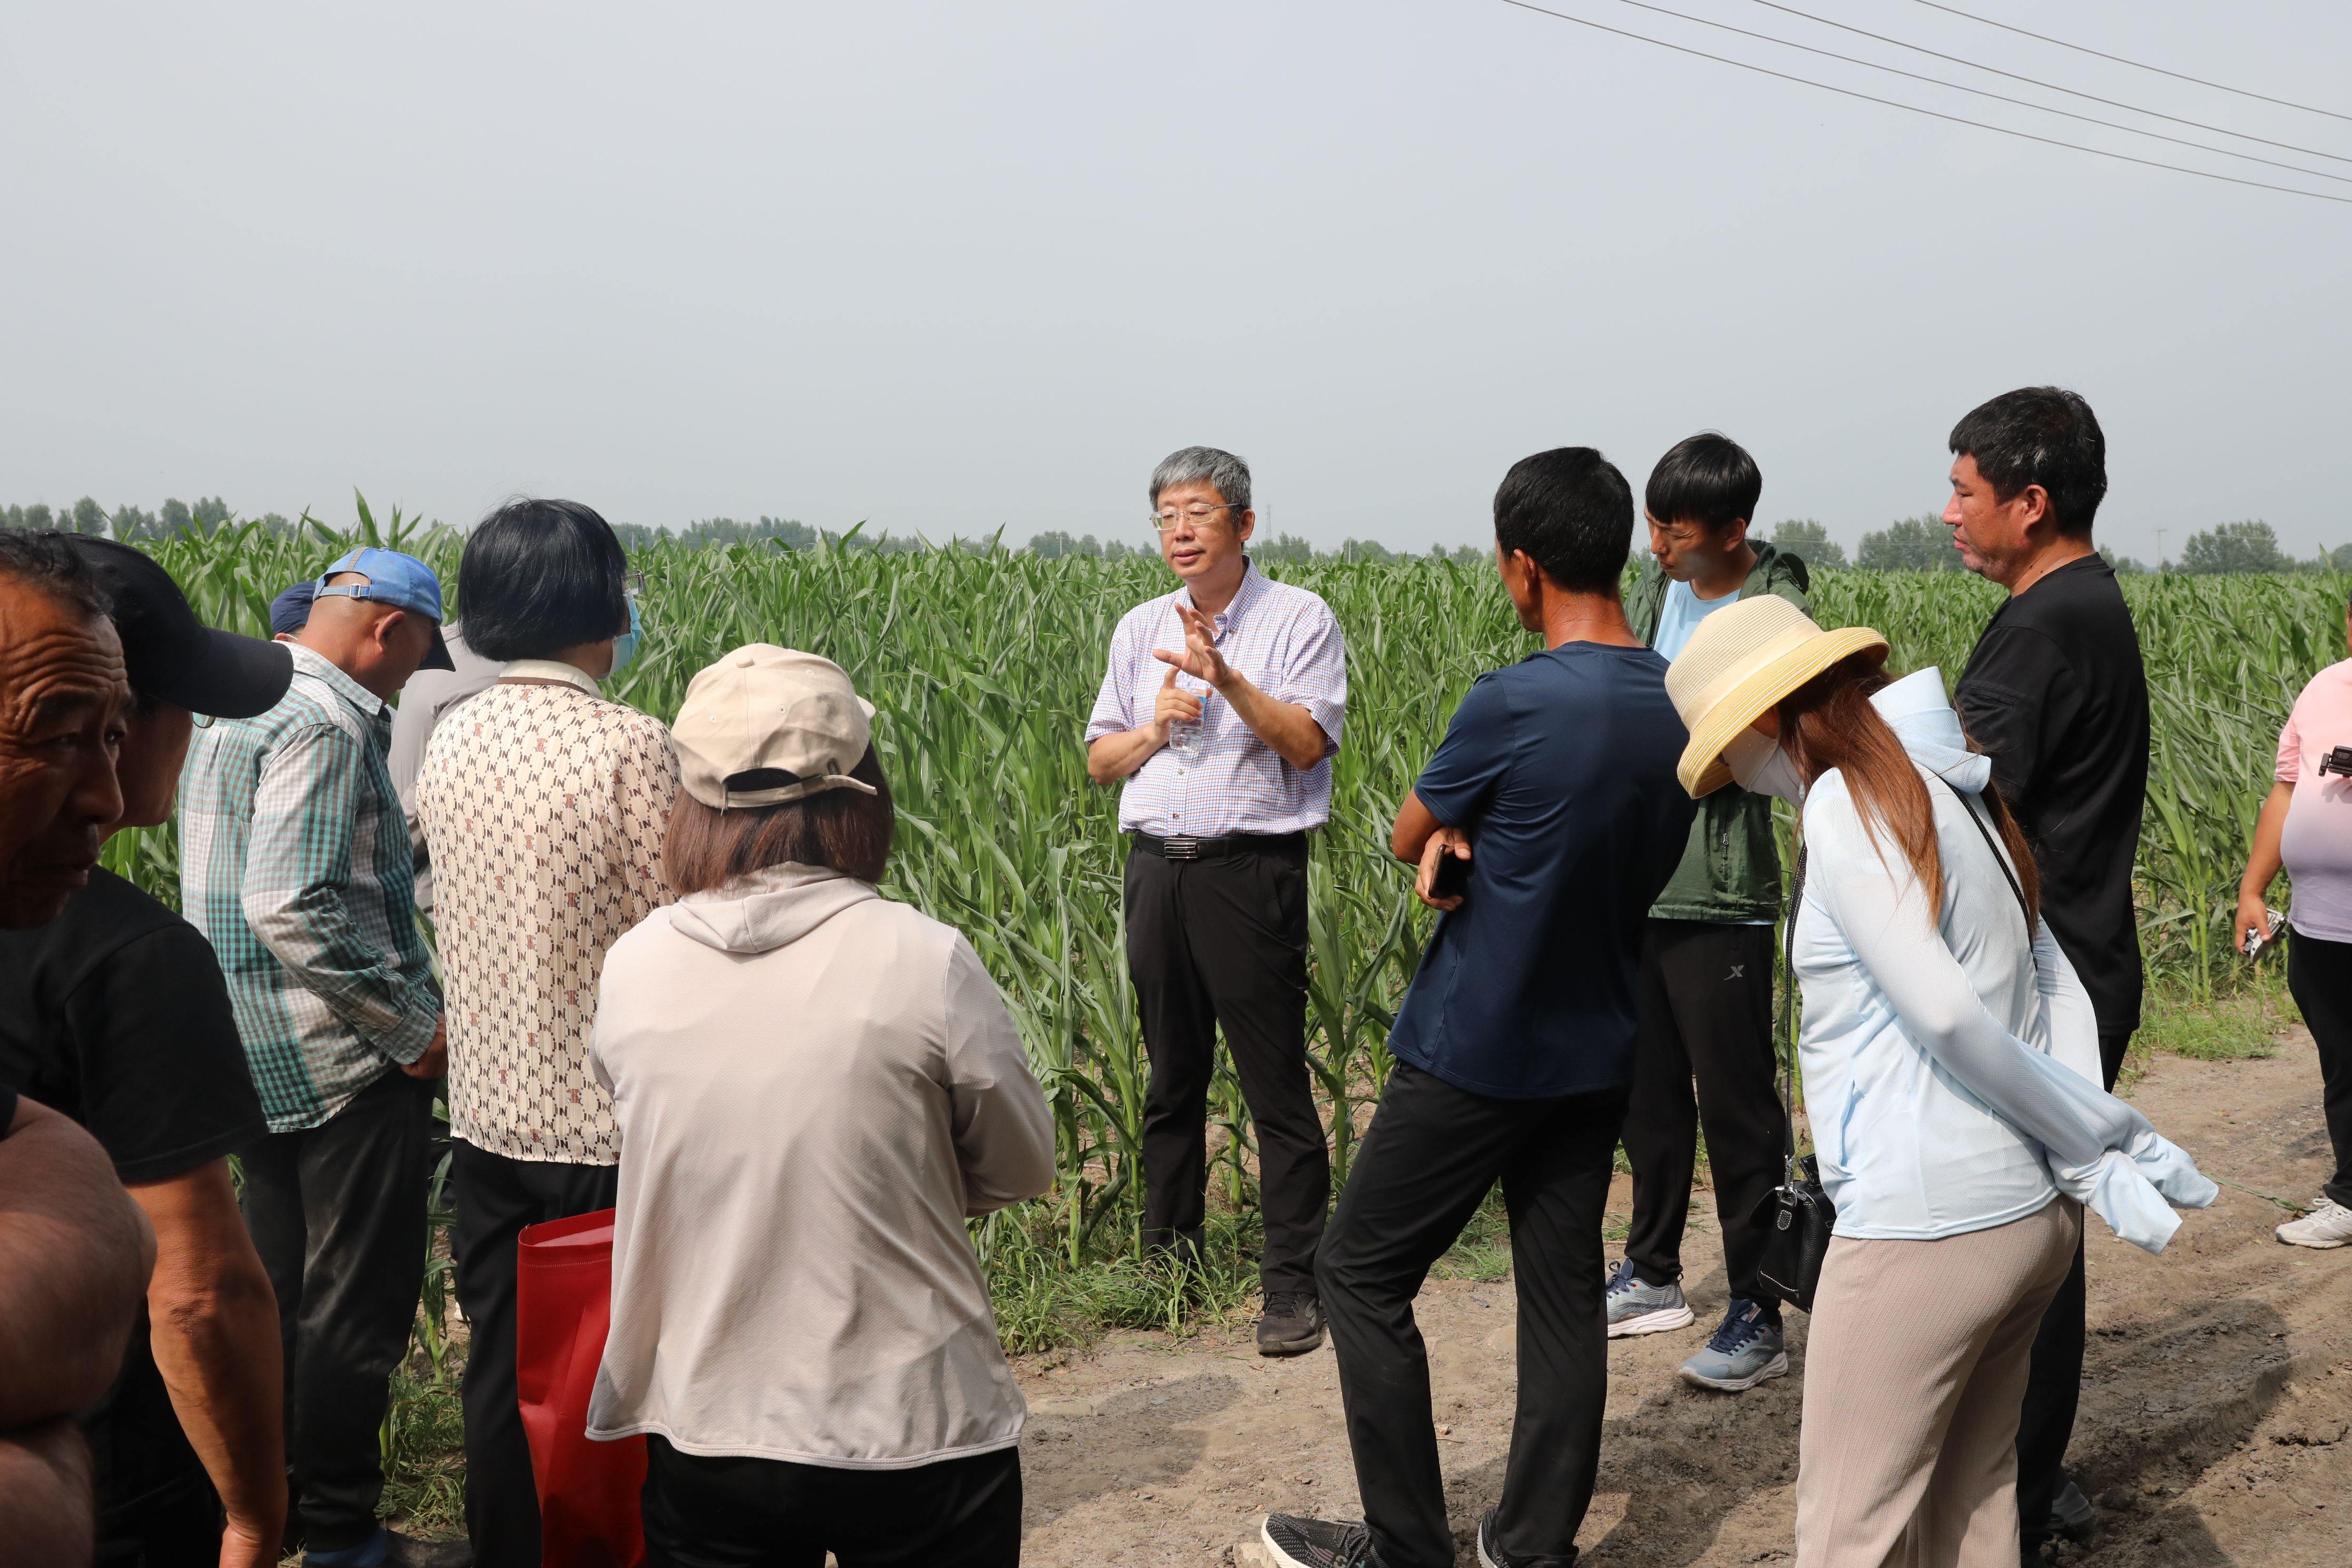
313, 548, 455, 670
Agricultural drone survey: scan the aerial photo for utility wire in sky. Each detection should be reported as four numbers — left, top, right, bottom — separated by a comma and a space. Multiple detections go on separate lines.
1592, 0, 2352, 187
1490, 0, 2352, 207
1744, 0, 2352, 166
1912, 0, 2352, 126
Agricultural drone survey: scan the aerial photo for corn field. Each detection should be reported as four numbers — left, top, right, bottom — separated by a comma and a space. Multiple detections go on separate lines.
109, 517, 2343, 1314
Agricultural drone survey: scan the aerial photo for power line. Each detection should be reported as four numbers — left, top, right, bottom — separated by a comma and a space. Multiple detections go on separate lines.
1489, 0, 2352, 206
1745, 0, 2352, 168
1592, 0, 2352, 187
1912, 0, 2352, 126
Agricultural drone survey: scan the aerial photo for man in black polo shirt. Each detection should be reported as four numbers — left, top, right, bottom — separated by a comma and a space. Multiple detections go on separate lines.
1944, 387, 2149, 1562
0, 538, 297, 1568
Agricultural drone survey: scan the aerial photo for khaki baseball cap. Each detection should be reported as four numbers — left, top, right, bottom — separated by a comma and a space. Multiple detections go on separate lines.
672, 645, 879, 809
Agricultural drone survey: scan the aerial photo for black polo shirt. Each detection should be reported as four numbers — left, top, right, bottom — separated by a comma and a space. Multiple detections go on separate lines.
0, 867, 267, 1530
1955, 553, 2150, 1039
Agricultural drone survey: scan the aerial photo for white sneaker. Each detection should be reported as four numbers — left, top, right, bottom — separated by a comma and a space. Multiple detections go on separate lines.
2277, 1196, 2352, 1249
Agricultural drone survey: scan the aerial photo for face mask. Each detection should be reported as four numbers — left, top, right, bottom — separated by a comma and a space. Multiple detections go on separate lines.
1723, 725, 1805, 803
609, 596, 643, 674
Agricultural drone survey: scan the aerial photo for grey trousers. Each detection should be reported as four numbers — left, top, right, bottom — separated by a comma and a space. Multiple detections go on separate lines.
1796, 1198, 2081, 1568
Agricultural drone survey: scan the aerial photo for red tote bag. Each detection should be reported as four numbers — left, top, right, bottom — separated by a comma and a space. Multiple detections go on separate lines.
515, 1208, 646, 1568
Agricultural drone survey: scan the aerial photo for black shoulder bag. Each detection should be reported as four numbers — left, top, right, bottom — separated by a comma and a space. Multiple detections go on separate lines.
1751, 839, 1834, 1311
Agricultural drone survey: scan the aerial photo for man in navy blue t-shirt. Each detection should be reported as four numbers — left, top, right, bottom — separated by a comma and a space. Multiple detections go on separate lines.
1262, 449, 1696, 1568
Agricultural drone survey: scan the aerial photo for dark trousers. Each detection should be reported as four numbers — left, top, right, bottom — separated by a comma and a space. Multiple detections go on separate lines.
2015, 1025, 2132, 1549
640, 1435, 1021, 1568
1622, 919, 1782, 1309
1124, 838, 1329, 1297
450, 1139, 620, 1568
240, 1068, 435, 1554
1319, 1062, 1628, 1568
2288, 928, 2352, 1207
95, 1482, 223, 1567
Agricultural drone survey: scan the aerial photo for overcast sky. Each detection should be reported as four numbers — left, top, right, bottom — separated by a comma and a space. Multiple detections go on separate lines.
4, 1, 2348, 560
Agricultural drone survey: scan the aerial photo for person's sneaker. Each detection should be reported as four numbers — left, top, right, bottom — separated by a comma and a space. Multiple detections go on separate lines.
2277, 1195, 2352, 1248
1678, 1299, 1789, 1392
2046, 1478, 2096, 1544
1476, 1507, 1539, 1567
1603, 1257, 1693, 1338
1262, 1513, 1376, 1567
1258, 1291, 1326, 1356
303, 1528, 473, 1568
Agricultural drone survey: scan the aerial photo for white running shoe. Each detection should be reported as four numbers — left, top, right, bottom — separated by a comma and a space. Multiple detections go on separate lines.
1603, 1257, 1695, 1338
2277, 1195, 2352, 1249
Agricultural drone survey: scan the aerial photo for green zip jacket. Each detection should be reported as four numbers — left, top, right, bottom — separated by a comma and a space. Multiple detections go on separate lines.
1625, 541, 1811, 924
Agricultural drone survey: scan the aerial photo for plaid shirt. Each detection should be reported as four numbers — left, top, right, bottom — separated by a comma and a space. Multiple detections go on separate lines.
180, 645, 440, 1132
1085, 561, 1346, 837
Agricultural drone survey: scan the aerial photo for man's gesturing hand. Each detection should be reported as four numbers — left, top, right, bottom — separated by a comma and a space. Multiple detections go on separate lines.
1416, 826, 1472, 912
1151, 604, 1230, 689
1152, 667, 1203, 739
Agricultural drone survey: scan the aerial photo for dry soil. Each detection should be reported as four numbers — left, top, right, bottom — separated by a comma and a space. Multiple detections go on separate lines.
1012, 1029, 2352, 1567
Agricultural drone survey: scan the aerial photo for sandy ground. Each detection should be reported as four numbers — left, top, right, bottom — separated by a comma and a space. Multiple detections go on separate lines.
1012, 1030, 2352, 1567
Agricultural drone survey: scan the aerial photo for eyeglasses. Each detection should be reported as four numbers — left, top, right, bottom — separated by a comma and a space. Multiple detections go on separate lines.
1150, 504, 1240, 532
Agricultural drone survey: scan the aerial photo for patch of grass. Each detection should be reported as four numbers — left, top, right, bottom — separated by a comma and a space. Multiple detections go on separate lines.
982, 1203, 1263, 1353
2124, 974, 2298, 1082
379, 1348, 466, 1538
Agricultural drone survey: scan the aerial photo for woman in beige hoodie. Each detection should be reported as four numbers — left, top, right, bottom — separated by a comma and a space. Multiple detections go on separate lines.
586, 645, 1055, 1568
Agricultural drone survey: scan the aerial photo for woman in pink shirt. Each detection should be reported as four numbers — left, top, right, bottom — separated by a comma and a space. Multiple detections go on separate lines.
2238, 597, 2352, 1248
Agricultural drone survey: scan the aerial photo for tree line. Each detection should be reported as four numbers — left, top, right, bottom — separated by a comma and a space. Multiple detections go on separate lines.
3, 497, 2337, 575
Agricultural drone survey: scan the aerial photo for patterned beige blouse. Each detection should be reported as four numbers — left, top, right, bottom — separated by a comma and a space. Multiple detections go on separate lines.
415, 665, 678, 1164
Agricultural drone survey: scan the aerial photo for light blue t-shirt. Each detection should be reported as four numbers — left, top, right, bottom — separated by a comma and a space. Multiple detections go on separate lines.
1652, 577, 1742, 662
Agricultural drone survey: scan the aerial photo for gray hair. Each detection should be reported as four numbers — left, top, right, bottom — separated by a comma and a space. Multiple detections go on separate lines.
1149, 446, 1252, 515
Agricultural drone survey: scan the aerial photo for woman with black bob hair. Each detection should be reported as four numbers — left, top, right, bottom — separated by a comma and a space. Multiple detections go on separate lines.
587, 645, 1054, 1568
413, 497, 679, 1567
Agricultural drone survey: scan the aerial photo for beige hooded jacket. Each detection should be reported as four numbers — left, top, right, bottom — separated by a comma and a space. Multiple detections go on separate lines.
585, 863, 1055, 1467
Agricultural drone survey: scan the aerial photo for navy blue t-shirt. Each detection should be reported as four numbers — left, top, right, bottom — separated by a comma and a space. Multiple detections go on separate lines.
1388, 641, 1696, 1099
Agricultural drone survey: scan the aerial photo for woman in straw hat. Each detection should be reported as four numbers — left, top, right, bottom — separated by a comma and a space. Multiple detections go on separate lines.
1663, 596, 2215, 1567
585, 646, 1055, 1568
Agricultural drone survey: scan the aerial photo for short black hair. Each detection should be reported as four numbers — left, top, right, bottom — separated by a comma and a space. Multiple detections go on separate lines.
457, 499, 630, 663
1494, 448, 1635, 594
1645, 432, 1760, 534
1948, 387, 2107, 540
0, 531, 110, 621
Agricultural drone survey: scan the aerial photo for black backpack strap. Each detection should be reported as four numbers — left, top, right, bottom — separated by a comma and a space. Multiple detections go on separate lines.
1778, 840, 1806, 1178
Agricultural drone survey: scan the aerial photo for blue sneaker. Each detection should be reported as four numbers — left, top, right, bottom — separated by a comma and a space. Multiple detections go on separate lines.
1678, 1299, 1788, 1392
1604, 1257, 1693, 1338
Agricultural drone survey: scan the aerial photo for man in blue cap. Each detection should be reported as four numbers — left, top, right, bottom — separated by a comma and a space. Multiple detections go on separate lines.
180, 547, 467, 1568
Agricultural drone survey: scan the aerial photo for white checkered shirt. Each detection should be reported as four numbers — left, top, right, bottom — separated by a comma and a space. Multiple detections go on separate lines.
1085, 562, 1346, 838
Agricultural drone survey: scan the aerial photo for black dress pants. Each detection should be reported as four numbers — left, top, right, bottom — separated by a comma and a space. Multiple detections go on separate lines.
2287, 928, 2352, 1207
1622, 920, 1782, 1309
1124, 838, 1329, 1297
640, 1436, 1021, 1568
1318, 1062, 1628, 1568
2015, 1024, 2132, 1552
450, 1138, 621, 1568
240, 1068, 436, 1555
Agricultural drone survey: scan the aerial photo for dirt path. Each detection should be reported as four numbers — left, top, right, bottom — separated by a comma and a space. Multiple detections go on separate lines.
1012, 1031, 2352, 1566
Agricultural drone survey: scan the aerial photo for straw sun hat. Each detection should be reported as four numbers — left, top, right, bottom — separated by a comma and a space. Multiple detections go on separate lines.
1665, 596, 1890, 798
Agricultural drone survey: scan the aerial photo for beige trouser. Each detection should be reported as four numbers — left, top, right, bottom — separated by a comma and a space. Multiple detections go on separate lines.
1795, 1197, 2082, 1568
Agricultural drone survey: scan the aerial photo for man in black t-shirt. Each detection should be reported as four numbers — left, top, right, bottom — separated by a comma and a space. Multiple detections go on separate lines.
0, 538, 299, 1568
1944, 388, 2150, 1561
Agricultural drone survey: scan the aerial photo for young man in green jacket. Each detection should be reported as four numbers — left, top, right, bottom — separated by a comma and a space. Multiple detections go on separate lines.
1610, 433, 1811, 1393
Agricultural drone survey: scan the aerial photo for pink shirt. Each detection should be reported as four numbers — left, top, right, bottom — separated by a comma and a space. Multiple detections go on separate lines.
2276, 658, 2352, 942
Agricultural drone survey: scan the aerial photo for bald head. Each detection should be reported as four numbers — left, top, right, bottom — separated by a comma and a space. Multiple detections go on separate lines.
295, 571, 438, 700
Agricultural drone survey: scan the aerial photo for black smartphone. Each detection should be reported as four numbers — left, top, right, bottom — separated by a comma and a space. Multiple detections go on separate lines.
1432, 848, 1471, 901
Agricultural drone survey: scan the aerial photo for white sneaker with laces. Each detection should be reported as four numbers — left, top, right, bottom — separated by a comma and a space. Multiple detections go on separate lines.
2277, 1196, 2352, 1249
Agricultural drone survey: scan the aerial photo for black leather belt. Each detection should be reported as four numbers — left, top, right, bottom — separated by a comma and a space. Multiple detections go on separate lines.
1132, 831, 1306, 862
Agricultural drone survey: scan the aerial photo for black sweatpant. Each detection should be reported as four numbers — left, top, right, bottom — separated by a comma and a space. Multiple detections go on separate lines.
1319, 1062, 1628, 1568
450, 1138, 620, 1568
1124, 838, 1329, 1297
240, 1068, 436, 1555
2288, 928, 2352, 1207
640, 1435, 1021, 1568
1623, 919, 1782, 1309
2014, 1024, 2132, 1551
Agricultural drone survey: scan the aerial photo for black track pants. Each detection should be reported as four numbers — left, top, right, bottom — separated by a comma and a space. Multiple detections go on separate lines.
1622, 919, 1783, 1308
1318, 1062, 1627, 1568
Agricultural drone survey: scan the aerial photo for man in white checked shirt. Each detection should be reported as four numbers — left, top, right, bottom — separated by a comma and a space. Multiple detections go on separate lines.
1085, 446, 1347, 1357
